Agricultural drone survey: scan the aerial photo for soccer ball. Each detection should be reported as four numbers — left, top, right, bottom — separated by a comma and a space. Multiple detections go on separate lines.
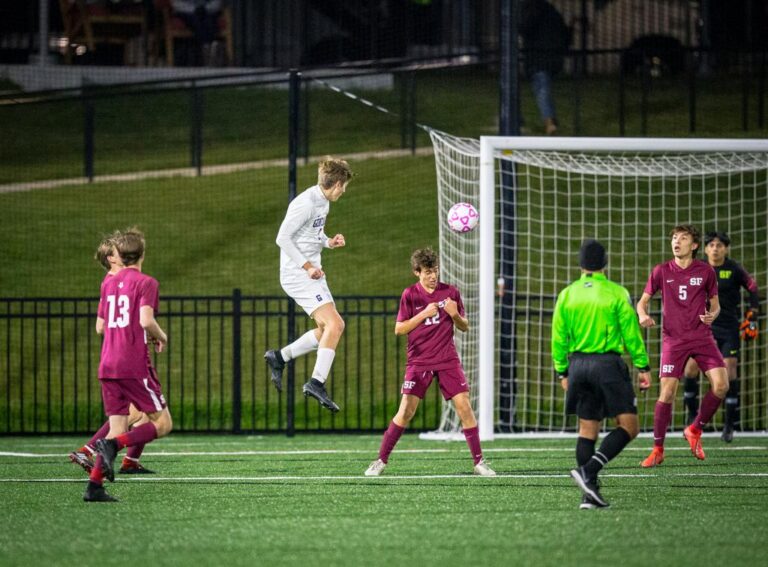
447, 202, 479, 233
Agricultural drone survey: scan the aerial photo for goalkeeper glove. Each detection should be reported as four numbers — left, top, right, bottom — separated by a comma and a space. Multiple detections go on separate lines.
740, 310, 758, 341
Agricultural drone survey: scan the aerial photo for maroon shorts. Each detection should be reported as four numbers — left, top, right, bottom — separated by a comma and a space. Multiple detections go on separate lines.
101, 368, 167, 416
401, 366, 469, 401
659, 339, 725, 379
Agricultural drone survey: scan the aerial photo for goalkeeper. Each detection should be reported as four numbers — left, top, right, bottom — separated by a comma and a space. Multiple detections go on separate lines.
682, 231, 760, 442
552, 239, 651, 509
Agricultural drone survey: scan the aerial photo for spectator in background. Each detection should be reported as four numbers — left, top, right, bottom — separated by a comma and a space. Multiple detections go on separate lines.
171, 0, 222, 65
520, 0, 571, 135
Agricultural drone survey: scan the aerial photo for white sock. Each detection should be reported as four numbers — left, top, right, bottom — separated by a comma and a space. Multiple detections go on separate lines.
281, 330, 319, 362
311, 348, 336, 384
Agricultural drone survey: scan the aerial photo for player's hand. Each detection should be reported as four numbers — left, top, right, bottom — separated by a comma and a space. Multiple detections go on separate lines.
442, 298, 458, 317
638, 314, 656, 328
152, 333, 167, 353
637, 371, 651, 391
423, 302, 439, 318
306, 266, 324, 280
560, 377, 568, 391
741, 311, 758, 341
328, 234, 345, 248
699, 310, 716, 325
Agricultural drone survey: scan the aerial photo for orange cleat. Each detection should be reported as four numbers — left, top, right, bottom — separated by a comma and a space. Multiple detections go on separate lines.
641, 446, 665, 468
683, 426, 705, 460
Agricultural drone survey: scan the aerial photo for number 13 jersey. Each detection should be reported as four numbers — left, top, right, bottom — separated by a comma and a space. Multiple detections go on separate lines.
98, 268, 159, 380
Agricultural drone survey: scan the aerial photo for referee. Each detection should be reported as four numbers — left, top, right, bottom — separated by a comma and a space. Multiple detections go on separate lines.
551, 239, 651, 509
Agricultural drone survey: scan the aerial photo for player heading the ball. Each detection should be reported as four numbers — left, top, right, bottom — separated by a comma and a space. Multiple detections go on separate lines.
264, 157, 354, 413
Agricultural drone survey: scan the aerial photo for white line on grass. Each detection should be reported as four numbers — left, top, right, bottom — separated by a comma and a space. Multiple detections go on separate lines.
1, 472, 768, 483
2, 446, 767, 458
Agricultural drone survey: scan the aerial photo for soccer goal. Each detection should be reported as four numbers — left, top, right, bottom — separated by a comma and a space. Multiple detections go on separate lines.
425, 131, 768, 441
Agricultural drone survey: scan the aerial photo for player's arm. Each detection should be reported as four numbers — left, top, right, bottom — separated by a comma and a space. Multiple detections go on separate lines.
95, 317, 105, 335
737, 265, 760, 339
275, 200, 323, 278
394, 303, 438, 336
700, 295, 720, 325
442, 297, 468, 332
616, 294, 651, 390
550, 290, 569, 382
636, 292, 656, 328
140, 305, 167, 352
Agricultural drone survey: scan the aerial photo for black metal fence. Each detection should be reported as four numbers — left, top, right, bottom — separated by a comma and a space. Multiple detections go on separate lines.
0, 292, 444, 435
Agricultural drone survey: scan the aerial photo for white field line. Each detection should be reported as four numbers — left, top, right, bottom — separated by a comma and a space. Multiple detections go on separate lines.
1, 472, 768, 483
0, 147, 434, 194
1, 446, 766, 458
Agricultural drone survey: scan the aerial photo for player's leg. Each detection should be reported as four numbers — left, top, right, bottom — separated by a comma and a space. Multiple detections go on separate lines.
264, 328, 321, 392
69, 418, 111, 472
302, 302, 344, 412
721, 356, 739, 442
685, 363, 728, 460
450, 392, 494, 476
366, 394, 422, 476
682, 358, 701, 425
120, 405, 154, 474
641, 377, 678, 467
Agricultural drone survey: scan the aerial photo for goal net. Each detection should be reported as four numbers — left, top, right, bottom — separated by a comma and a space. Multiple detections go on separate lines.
427, 130, 768, 440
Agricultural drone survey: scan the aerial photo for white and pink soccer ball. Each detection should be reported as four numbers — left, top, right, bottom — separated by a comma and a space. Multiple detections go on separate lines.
446, 202, 479, 233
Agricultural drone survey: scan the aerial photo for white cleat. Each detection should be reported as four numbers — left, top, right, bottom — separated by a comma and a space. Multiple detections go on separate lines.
365, 458, 386, 476
473, 458, 497, 477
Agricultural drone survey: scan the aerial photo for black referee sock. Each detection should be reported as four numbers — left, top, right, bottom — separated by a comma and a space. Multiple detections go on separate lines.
583, 427, 632, 478
576, 437, 596, 467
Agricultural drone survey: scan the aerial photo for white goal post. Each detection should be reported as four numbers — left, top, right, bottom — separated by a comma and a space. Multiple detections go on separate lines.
427, 131, 768, 441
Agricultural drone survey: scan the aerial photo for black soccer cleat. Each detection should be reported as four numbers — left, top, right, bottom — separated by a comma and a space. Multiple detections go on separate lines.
69, 450, 94, 473
118, 461, 156, 475
721, 423, 734, 443
570, 467, 609, 508
83, 481, 118, 502
264, 350, 285, 392
302, 379, 340, 413
579, 494, 609, 510
95, 438, 119, 483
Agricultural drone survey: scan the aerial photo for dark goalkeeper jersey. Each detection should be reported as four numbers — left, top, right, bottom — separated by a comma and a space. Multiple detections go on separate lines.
711, 257, 759, 333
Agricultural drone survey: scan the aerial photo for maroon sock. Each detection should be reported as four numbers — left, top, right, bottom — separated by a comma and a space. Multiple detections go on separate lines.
87, 421, 111, 449
378, 421, 405, 464
653, 401, 672, 448
116, 422, 157, 450
126, 444, 145, 460
693, 391, 724, 432
462, 426, 483, 465
89, 455, 105, 485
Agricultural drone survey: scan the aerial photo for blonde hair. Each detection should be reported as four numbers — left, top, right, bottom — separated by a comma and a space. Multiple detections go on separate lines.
94, 230, 121, 271
317, 157, 353, 190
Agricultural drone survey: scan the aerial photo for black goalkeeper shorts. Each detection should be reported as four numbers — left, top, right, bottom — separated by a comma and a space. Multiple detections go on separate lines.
566, 352, 637, 421
712, 326, 740, 360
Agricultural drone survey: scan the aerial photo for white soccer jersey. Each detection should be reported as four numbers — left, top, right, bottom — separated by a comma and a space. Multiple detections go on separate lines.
276, 184, 330, 273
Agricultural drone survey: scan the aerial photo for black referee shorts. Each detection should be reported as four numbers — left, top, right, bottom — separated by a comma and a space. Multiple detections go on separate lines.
565, 352, 637, 421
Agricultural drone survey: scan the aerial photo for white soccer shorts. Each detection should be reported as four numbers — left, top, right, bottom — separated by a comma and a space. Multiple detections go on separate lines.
280, 270, 335, 317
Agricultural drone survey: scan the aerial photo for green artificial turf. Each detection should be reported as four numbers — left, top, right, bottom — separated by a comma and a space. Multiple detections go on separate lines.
1, 434, 767, 567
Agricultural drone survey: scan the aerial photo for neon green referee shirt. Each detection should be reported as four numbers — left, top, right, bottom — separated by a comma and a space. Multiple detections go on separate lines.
551, 272, 650, 376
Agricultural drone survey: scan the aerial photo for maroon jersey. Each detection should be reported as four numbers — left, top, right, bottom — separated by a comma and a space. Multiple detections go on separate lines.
397, 282, 465, 370
98, 268, 159, 380
644, 259, 718, 345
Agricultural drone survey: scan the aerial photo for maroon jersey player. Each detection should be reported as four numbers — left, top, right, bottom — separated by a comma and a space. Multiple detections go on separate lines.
636, 225, 729, 468
84, 229, 173, 502
365, 248, 496, 477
